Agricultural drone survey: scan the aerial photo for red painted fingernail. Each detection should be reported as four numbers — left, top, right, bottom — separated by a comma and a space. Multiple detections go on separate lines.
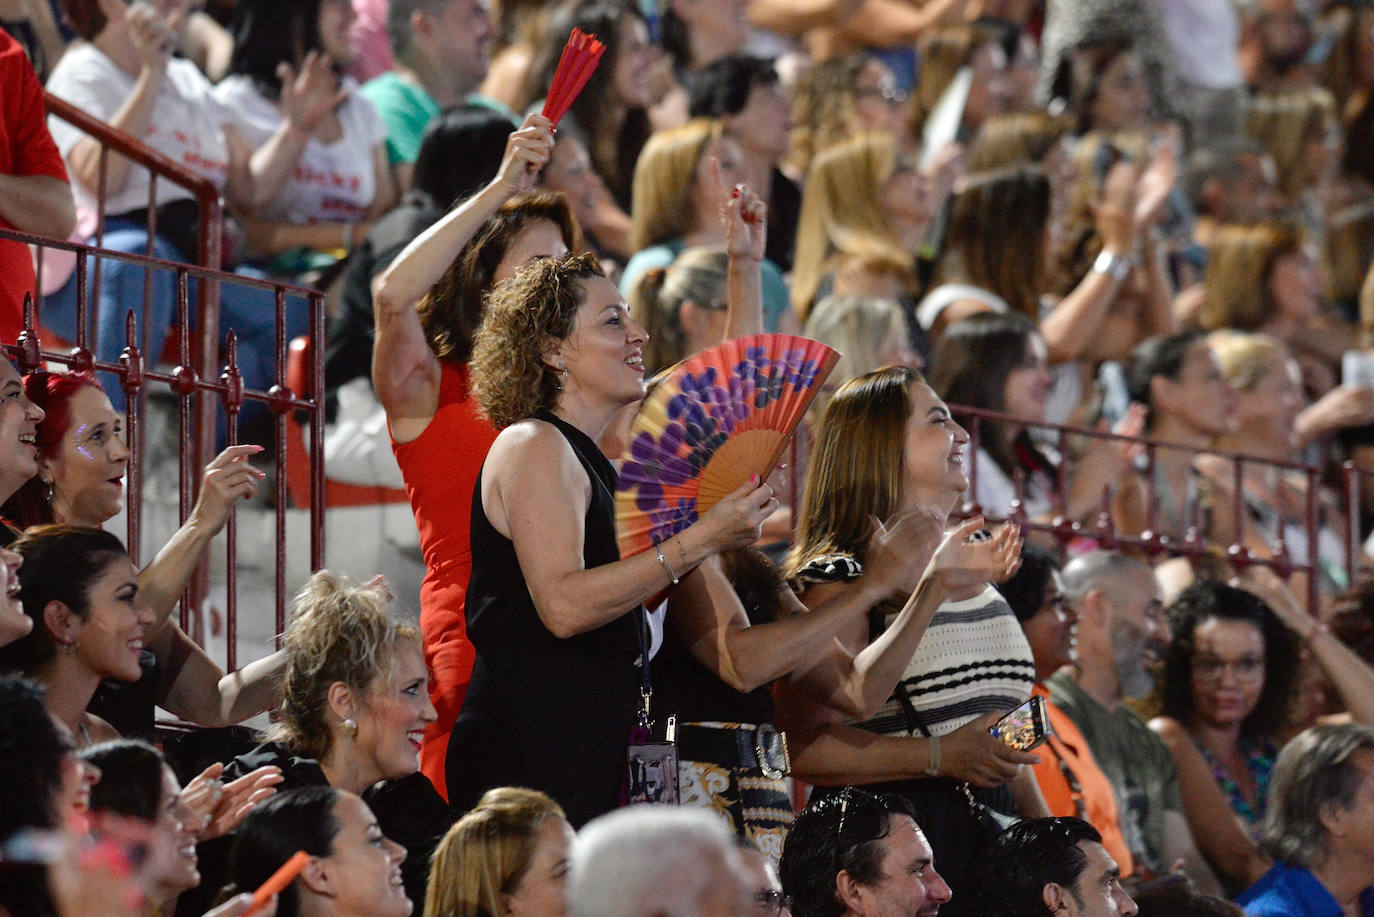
732, 185, 741, 199
749, 473, 758, 485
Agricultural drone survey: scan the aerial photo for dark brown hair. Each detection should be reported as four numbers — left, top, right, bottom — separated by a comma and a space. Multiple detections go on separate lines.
416, 192, 580, 364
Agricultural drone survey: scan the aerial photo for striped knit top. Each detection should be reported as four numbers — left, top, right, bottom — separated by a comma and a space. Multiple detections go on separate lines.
795, 554, 1036, 737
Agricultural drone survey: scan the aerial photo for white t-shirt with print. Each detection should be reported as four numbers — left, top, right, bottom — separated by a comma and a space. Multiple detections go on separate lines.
213, 74, 385, 224
46, 44, 231, 216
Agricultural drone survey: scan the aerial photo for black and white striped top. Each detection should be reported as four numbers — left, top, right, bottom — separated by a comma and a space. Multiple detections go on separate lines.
794, 554, 1035, 737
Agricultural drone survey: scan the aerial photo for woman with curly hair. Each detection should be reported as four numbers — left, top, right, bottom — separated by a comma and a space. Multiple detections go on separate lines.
186, 570, 443, 916
448, 250, 775, 826
372, 113, 572, 801
1148, 582, 1298, 862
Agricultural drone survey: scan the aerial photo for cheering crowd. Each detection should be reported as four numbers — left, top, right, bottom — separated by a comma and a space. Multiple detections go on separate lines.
8, 0, 1374, 913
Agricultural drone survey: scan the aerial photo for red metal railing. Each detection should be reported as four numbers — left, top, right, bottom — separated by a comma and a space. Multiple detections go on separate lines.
4, 227, 325, 672
950, 404, 1362, 617
40, 92, 224, 462
37, 90, 231, 641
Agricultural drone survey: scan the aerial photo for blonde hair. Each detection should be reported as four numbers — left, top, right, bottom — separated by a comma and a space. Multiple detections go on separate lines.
268, 571, 419, 761
629, 119, 723, 251
786, 54, 871, 177
470, 251, 605, 429
1208, 330, 1286, 392
424, 788, 566, 917
909, 24, 997, 135
1245, 89, 1337, 196
802, 294, 910, 424
627, 246, 728, 373
1200, 222, 1304, 332
965, 111, 1072, 171
793, 132, 913, 320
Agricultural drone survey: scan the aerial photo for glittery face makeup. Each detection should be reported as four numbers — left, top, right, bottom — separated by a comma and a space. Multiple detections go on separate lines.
43, 386, 130, 527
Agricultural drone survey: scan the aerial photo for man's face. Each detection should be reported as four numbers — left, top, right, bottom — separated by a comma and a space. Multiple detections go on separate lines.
849, 816, 952, 917
1256, 0, 1313, 73
729, 81, 791, 163
1057, 841, 1137, 917
428, 0, 492, 91
1105, 568, 1168, 700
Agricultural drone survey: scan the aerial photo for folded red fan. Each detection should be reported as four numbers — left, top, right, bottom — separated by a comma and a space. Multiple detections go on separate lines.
542, 28, 606, 126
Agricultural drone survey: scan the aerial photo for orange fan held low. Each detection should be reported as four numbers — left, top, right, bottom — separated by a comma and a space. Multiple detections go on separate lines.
616, 333, 839, 558
542, 28, 606, 127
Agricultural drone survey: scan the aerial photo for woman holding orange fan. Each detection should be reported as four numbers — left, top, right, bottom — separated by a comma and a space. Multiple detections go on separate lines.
447, 244, 777, 825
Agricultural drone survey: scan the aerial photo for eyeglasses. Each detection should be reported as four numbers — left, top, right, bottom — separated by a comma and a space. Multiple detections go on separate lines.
1192, 656, 1265, 682
754, 889, 793, 915
856, 85, 908, 105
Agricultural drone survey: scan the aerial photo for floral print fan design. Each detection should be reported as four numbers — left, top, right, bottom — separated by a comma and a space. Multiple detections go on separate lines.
616, 334, 839, 558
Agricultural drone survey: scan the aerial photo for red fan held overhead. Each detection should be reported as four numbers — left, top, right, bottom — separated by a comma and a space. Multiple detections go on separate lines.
616, 334, 840, 559
542, 28, 606, 126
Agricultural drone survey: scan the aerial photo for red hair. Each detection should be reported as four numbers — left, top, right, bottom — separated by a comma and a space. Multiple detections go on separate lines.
0, 372, 104, 529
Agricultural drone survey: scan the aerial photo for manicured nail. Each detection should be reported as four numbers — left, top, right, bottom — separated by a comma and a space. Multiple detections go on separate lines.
732, 185, 742, 199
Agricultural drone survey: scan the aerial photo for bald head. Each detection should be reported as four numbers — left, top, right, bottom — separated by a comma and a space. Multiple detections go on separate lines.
1062, 552, 1166, 701
1061, 552, 1152, 601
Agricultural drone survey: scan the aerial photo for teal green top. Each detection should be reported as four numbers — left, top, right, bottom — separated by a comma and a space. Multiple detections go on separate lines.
360, 72, 439, 165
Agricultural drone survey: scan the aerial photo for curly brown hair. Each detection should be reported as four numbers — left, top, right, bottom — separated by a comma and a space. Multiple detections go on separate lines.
470, 251, 605, 429
268, 570, 420, 761
415, 191, 580, 365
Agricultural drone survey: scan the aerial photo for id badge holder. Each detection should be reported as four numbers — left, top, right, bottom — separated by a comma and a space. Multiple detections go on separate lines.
626, 694, 679, 805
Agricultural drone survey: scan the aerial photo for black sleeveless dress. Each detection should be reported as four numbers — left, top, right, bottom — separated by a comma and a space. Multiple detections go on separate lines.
446, 411, 643, 826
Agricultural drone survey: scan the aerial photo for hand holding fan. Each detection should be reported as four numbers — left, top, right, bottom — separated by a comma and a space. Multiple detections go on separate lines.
542, 28, 605, 127
616, 334, 840, 558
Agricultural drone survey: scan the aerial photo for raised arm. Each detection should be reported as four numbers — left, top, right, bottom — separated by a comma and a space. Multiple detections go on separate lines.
65, 0, 184, 197
1038, 161, 1139, 364
371, 114, 554, 442
140, 445, 263, 634
492, 421, 775, 638
716, 169, 767, 341
1235, 565, 1374, 727
239, 51, 348, 212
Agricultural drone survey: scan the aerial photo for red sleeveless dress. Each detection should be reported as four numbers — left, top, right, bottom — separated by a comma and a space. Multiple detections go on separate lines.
391, 361, 497, 801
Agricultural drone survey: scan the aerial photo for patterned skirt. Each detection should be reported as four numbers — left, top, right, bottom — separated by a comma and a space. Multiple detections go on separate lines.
676, 721, 795, 866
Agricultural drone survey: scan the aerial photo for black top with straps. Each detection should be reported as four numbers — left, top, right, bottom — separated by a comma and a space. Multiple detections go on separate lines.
446, 410, 643, 826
